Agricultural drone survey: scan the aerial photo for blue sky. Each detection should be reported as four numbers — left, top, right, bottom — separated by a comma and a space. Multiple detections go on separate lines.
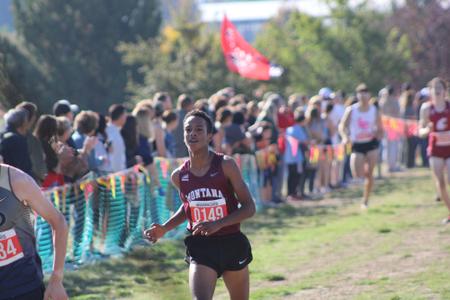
199, 0, 406, 22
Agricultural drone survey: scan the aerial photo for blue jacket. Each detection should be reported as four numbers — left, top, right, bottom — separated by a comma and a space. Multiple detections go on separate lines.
284, 124, 309, 164
71, 131, 101, 172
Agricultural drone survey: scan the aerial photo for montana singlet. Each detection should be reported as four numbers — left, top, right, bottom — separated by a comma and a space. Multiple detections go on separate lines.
0, 165, 44, 299
178, 152, 240, 236
428, 102, 450, 159
178, 153, 252, 277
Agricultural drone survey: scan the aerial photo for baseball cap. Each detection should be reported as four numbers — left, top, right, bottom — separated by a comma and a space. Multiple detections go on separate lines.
420, 87, 430, 98
53, 99, 80, 116
318, 87, 333, 100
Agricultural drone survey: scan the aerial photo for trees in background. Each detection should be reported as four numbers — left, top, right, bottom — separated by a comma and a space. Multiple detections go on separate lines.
120, 22, 258, 102
12, 0, 161, 112
0, 35, 50, 109
389, 0, 450, 86
254, 2, 412, 95
0, 0, 447, 110
119, 0, 257, 102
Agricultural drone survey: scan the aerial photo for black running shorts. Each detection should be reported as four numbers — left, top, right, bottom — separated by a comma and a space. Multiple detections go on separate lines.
352, 139, 379, 155
5, 284, 45, 300
184, 231, 253, 277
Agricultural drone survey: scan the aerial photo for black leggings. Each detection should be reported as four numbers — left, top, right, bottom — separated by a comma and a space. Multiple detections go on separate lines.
287, 164, 302, 196
300, 167, 316, 195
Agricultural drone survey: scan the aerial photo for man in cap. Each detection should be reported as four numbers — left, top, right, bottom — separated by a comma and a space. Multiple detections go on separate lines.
53, 99, 79, 148
53, 99, 79, 122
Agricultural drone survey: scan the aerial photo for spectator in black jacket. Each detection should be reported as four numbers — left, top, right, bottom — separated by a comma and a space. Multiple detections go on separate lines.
0, 108, 33, 175
16, 101, 47, 184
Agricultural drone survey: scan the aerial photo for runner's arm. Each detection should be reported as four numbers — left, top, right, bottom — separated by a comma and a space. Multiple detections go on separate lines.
338, 107, 352, 144
163, 204, 186, 230
418, 103, 432, 138
144, 204, 186, 242
155, 125, 167, 157
10, 167, 68, 283
163, 168, 187, 230
144, 168, 186, 241
375, 109, 384, 140
327, 118, 336, 138
218, 156, 256, 227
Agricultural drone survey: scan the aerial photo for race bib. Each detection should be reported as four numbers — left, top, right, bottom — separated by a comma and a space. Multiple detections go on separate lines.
0, 228, 24, 267
190, 198, 228, 224
435, 131, 450, 146
355, 131, 374, 143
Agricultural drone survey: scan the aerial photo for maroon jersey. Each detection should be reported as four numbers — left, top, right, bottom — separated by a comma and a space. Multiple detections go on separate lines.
179, 152, 240, 236
428, 102, 450, 158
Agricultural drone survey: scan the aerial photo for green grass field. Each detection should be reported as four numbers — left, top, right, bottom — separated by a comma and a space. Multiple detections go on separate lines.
63, 168, 450, 299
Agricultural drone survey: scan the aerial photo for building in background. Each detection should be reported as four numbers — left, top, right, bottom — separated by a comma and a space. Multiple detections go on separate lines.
198, 0, 329, 41
198, 0, 406, 41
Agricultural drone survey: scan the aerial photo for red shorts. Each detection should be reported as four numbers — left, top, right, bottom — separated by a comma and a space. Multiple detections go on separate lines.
428, 146, 450, 160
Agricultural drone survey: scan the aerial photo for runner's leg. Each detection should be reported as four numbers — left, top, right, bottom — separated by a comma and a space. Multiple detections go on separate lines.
430, 157, 450, 213
350, 152, 365, 179
363, 149, 378, 205
223, 266, 250, 300
189, 263, 218, 300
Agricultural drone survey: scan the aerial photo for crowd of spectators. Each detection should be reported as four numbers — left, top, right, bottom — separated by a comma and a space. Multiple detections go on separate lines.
0, 83, 435, 205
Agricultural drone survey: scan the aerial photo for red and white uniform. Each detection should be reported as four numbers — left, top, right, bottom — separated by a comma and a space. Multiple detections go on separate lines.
428, 102, 450, 159
179, 153, 240, 236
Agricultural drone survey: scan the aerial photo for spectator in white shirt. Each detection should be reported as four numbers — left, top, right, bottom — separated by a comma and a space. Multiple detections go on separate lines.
106, 104, 127, 172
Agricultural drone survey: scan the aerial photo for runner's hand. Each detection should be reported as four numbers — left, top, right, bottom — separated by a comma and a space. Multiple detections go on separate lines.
192, 221, 222, 236
144, 224, 166, 243
135, 155, 143, 165
44, 276, 68, 300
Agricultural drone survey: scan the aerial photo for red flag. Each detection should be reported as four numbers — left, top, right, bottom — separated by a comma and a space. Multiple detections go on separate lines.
221, 16, 282, 80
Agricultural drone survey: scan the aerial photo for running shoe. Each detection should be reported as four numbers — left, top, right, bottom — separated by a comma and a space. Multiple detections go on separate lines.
442, 217, 450, 225
287, 195, 302, 202
301, 194, 313, 200
320, 187, 331, 194
272, 197, 284, 204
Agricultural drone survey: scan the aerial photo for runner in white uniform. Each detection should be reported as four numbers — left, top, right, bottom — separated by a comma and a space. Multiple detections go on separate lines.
339, 83, 383, 208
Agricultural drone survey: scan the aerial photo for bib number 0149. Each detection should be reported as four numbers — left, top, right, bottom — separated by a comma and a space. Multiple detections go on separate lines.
190, 198, 228, 223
